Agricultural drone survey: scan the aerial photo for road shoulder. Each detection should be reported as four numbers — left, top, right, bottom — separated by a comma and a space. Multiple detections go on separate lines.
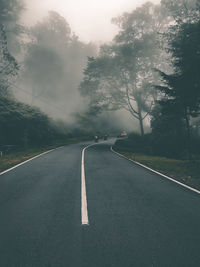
111, 146, 200, 195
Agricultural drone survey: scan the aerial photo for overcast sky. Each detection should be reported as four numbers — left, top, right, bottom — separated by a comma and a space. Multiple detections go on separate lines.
23, 0, 160, 43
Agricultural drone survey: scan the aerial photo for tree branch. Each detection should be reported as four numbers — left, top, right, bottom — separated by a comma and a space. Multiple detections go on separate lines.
121, 71, 139, 118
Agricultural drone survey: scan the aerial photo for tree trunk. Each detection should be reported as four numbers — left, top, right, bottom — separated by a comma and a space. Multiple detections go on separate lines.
138, 104, 144, 136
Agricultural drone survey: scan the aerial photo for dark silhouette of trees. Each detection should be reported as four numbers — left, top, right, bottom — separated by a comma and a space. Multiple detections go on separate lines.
155, 20, 200, 158
151, 0, 200, 159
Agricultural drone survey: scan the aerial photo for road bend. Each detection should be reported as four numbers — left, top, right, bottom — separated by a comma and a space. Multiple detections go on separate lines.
0, 141, 200, 266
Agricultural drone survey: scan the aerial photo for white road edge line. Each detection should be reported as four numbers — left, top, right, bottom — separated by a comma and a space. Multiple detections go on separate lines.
81, 143, 99, 226
0, 146, 64, 176
111, 146, 200, 195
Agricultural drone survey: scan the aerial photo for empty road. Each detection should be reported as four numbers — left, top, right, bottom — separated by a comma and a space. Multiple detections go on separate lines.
0, 140, 200, 267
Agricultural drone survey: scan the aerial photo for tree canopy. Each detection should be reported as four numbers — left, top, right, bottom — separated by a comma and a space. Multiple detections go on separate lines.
0, 24, 19, 97
80, 2, 170, 135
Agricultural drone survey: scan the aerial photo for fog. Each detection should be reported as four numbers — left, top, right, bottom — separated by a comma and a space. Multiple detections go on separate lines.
23, 0, 161, 43
1, 0, 178, 135
17, 0, 160, 131
1, 0, 199, 171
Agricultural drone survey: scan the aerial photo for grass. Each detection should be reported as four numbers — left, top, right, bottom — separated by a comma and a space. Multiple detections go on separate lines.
0, 138, 88, 173
0, 148, 52, 173
119, 151, 200, 191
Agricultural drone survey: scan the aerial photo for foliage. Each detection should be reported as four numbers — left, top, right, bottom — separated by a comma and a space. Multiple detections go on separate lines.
157, 21, 200, 116
75, 105, 121, 137
0, 0, 23, 24
161, 0, 200, 24
114, 127, 200, 159
31, 11, 71, 46
122, 152, 200, 189
0, 97, 68, 147
153, 14, 200, 158
20, 11, 96, 118
80, 3, 171, 136
114, 132, 152, 154
0, 0, 24, 97
150, 103, 187, 158
0, 0, 24, 54
0, 24, 19, 97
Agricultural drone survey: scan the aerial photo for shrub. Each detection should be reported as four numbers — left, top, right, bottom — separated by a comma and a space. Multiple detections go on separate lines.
0, 97, 63, 147
114, 132, 152, 154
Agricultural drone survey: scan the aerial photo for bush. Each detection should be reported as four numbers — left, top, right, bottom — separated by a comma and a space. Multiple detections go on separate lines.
0, 97, 66, 148
114, 132, 152, 154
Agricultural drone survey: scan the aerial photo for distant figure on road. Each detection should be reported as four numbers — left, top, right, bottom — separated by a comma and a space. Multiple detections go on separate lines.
94, 135, 99, 143
104, 134, 108, 140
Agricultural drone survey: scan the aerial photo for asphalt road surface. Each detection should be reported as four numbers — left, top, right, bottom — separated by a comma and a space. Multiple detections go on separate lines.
0, 140, 200, 267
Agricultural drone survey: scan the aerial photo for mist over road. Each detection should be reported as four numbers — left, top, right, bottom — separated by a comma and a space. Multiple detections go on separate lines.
0, 141, 200, 267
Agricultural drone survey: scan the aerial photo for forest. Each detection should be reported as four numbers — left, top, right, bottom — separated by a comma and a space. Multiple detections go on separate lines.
80, 0, 200, 159
0, 0, 200, 160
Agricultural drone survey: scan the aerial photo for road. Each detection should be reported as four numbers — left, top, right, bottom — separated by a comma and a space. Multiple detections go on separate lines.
0, 140, 200, 267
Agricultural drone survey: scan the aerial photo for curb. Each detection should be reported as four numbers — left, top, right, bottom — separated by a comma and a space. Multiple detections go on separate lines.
110, 146, 200, 195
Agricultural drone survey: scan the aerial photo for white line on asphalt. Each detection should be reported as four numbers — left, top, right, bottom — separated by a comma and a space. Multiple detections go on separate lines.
81, 143, 99, 225
0, 147, 64, 176
111, 146, 200, 195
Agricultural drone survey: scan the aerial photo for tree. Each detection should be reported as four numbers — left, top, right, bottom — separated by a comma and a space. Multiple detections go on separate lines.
151, 101, 186, 157
80, 3, 170, 135
0, 0, 22, 97
20, 11, 96, 118
0, 0, 23, 24
0, 96, 64, 147
23, 45, 65, 104
0, 24, 19, 97
81, 45, 153, 136
155, 20, 200, 158
31, 11, 71, 50
161, 0, 200, 24
0, 0, 24, 55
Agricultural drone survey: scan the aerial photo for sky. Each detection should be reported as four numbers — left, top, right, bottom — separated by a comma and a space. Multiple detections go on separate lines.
23, 0, 160, 43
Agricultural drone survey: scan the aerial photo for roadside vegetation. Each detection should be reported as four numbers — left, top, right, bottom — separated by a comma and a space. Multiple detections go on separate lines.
114, 132, 200, 190
1, 0, 200, 179
0, 146, 56, 173
118, 152, 200, 191
0, 96, 93, 173
0, 137, 88, 173
0, 96, 96, 172
0, 1, 96, 173
80, 0, 200, 190
80, 0, 200, 157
